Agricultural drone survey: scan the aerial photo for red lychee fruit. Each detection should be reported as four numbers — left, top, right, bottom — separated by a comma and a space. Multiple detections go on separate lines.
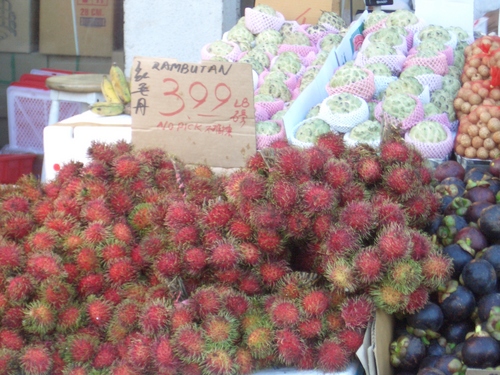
376, 223, 412, 262
269, 178, 299, 213
341, 294, 375, 329
323, 159, 353, 189
317, 338, 349, 372
301, 289, 330, 316
20, 345, 53, 375
275, 329, 304, 366
269, 299, 300, 328
316, 132, 346, 157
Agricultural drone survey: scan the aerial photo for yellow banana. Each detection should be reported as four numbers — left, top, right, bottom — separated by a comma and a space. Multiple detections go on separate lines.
101, 75, 122, 103
90, 101, 125, 116
109, 62, 131, 104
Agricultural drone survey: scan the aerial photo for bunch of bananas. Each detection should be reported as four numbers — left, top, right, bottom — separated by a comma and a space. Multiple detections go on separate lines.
90, 63, 131, 116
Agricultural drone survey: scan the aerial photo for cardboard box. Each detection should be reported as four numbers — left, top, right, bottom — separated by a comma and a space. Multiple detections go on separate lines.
40, 0, 115, 57
0, 0, 39, 53
47, 55, 112, 74
253, 0, 341, 24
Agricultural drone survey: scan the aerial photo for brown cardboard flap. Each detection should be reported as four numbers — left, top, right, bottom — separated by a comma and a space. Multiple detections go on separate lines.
253, 0, 341, 24
374, 309, 394, 375
466, 370, 500, 375
0, 0, 38, 53
131, 127, 255, 169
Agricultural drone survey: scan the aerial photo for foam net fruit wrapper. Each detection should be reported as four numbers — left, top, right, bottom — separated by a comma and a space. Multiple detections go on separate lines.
200, 41, 242, 62
404, 123, 454, 159
362, 18, 387, 38
288, 117, 322, 149
413, 73, 443, 93
277, 44, 318, 59
403, 52, 449, 76
325, 68, 376, 101
404, 20, 427, 48
254, 99, 285, 119
318, 95, 370, 133
256, 119, 287, 150
375, 95, 425, 133
344, 131, 381, 149
299, 24, 337, 47
244, 7, 286, 34
425, 113, 454, 131
413, 29, 458, 50
408, 45, 454, 67
373, 75, 398, 98
418, 85, 431, 105
255, 106, 270, 122
355, 52, 407, 76
258, 70, 299, 93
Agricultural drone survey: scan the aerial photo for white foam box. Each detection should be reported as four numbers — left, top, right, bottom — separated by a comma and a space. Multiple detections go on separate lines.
42, 111, 132, 182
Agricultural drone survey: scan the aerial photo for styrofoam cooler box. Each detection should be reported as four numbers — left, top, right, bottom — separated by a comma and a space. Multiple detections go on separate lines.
252, 361, 363, 375
43, 111, 132, 182
7, 80, 82, 154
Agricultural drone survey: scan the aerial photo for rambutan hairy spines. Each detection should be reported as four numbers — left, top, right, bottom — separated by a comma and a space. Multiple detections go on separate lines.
106, 257, 138, 286
112, 154, 143, 180
300, 182, 336, 214
273, 146, 308, 179
182, 246, 207, 276
340, 294, 375, 330
202, 312, 239, 346
338, 328, 365, 355
191, 286, 222, 319
301, 289, 330, 316
228, 218, 253, 241
0, 328, 25, 351
203, 201, 235, 230
85, 296, 113, 330
246, 151, 268, 173
405, 286, 430, 314
339, 200, 377, 238
285, 210, 311, 239
256, 228, 283, 255
324, 258, 358, 293
316, 337, 349, 372
304, 146, 329, 175
173, 323, 205, 362
382, 163, 420, 198
420, 251, 453, 290
370, 279, 409, 314
23, 300, 56, 335
57, 305, 84, 333
38, 277, 74, 309
202, 348, 236, 375
269, 298, 301, 328
139, 298, 170, 335
26, 251, 63, 282
316, 132, 346, 158
20, 345, 53, 375
164, 201, 198, 229
376, 223, 412, 263
322, 225, 360, 259
373, 199, 407, 229
6, 274, 34, 303
93, 342, 119, 370
322, 159, 353, 189
379, 140, 410, 165
259, 260, 290, 288
268, 178, 299, 213
1, 194, 30, 214
356, 156, 383, 185
238, 172, 267, 201
209, 241, 240, 270
244, 325, 275, 360
387, 259, 423, 294
275, 329, 305, 367
353, 247, 384, 285
250, 202, 285, 231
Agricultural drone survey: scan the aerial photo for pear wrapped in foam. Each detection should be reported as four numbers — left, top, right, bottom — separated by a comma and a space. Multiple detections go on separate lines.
409, 120, 447, 143
382, 93, 417, 120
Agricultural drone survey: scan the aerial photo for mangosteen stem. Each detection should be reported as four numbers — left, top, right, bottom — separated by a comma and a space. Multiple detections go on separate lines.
457, 239, 476, 257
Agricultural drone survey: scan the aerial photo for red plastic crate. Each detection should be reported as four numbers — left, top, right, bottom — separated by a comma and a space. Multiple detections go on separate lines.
0, 154, 37, 184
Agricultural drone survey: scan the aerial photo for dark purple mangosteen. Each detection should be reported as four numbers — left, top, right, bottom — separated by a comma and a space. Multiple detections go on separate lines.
477, 293, 500, 322
406, 302, 444, 340
464, 201, 494, 224
464, 186, 496, 204
461, 333, 500, 369
390, 333, 427, 371
434, 161, 465, 182
442, 244, 474, 279
433, 354, 464, 375
453, 226, 489, 256
440, 319, 475, 344
417, 368, 447, 375
438, 280, 476, 323
478, 245, 500, 278
460, 258, 497, 297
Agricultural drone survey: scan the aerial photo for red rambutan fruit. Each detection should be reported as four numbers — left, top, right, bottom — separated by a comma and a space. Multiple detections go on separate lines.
214, 268, 242, 285
83, 221, 109, 244
202, 348, 235, 375
316, 338, 349, 372
6, 274, 33, 303
256, 228, 283, 255
126, 333, 153, 370
57, 305, 83, 333
300, 182, 336, 214
77, 273, 105, 298
107, 185, 135, 216
183, 247, 207, 276
23, 300, 56, 335
323, 159, 353, 189
0, 329, 24, 350
26, 252, 63, 282
409, 230, 433, 261
285, 211, 311, 239
153, 336, 178, 371
304, 146, 329, 175
76, 247, 100, 273
353, 247, 384, 284
246, 151, 267, 172
387, 259, 423, 294
316, 132, 346, 157
86, 296, 113, 329
2, 195, 30, 213
154, 251, 182, 280
52, 196, 80, 218
170, 302, 196, 331
39, 278, 74, 309
250, 202, 284, 231
172, 225, 199, 247
270, 139, 290, 149
275, 329, 304, 366
112, 155, 142, 179
339, 181, 370, 206
1, 212, 34, 240
2, 306, 24, 329
191, 286, 222, 318
311, 213, 333, 240
31, 200, 53, 224
382, 163, 420, 198
245, 326, 275, 359
113, 299, 140, 328
376, 223, 412, 263
356, 157, 383, 185
269, 299, 300, 328
223, 290, 250, 318
164, 201, 197, 229
301, 289, 330, 316
234, 347, 254, 375
210, 242, 239, 270
228, 218, 253, 241
112, 221, 135, 244
380, 140, 410, 164
109, 361, 138, 375
107, 258, 138, 286
100, 243, 128, 264
259, 260, 290, 288
269, 178, 299, 213
81, 199, 113, 225
273, 147, 308, 178
203, 201, 235, 229
324, 258, 358, 293
340, 295, 375, 329
28, 228, 59, 253
20, 345, 53, 375
139, 299, 170, 335
322, 225, 360, 259
173, 324, 205, 362
373, 199, 407, 229
202, 313, 238, 345
238, 172, 267, 201
338, 328, 365, 355
238, 242, 260, 266
324, 310, 345, 332
297, 317, 323, 339
238, 272, 263, 295
93, 342, 118, 369
420, 251, 453, 290
0, 348, 17, 375
404, 286, 430, 315
339, 200, 376, 238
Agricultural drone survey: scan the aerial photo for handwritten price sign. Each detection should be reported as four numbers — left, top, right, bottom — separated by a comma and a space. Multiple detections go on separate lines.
253, 0, 340, 24
130, 56, 256, 169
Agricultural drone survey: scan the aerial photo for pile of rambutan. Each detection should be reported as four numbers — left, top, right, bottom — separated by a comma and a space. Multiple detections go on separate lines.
0, 135, 451, 375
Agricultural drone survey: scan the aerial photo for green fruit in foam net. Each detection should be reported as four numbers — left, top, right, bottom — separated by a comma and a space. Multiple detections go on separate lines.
248, 49, 271, 69
280, 22, 297, 36
409, 121, 447, 143
256, 120, 281, 135
368, 101, 377, 121
306, 25, 328, 36
318, 11, 345, 30
447, 26, 469, 41
326, 93, 363, 114
385, 77, 423, 97
254, 4, 277, 16
447, 66, 462, 81
208, 41, 234, 56
227, 24, 255, 46
255, 29, 283, 46
282, 31, 311, 46
271, 51, 303, 75
349, 120, 382, 142
329, 65, 368, 88
369, 27, 406, 47
259, 79, 291, 102
364, 10, 388, 29
300, 67, 321, 92
385, 9, 418, 27
423, 103, 442, 117
209, 56, 230, 62
419, 25, 451, 44
382, 93, 416, 119
272, 108, 288, 120
306, 104, 321, 119
320, 33, 343, 52
364, 42, 398, 59
366, 62, 392, 77
454, 51, 465, 69
295, 118, 331, 143
239, 55, 264, 74
415, 39, 447, 54
264, 70, 288, 84
415, 49, 441, 58
442, 74, 461, 96
253, 43, 279, 56
254, 94, 276, 103
312, 51, 329, 67
431, 89, 456, 122
400, 65, 434, 79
